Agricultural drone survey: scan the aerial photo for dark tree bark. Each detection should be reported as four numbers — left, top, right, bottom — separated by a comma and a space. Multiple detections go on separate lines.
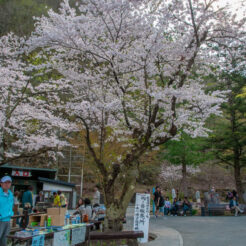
234, 153, 243, 203
182, 161, 188, 197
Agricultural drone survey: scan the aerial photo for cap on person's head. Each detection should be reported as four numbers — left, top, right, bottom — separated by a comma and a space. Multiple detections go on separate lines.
1, 176, 12, 183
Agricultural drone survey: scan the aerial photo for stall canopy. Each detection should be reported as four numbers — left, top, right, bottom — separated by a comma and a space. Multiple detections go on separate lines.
0, 164, 56, 179
38, 177, 75, 192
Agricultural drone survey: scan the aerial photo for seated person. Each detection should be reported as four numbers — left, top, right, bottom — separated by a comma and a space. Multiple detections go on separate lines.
92, 203, 106, 221
183, 197, 192, 216
229, 196, 244, 216
164, 197, 171, 215
77, 198, 93, 220
171, 198, 179, 216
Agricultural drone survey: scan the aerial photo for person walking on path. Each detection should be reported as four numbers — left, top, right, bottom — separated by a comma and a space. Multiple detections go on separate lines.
153, 186, 161, 218
229, 196, 244, 216
0, 176, 14, 246
22, 186, 33, 209
92, 186, 101, 205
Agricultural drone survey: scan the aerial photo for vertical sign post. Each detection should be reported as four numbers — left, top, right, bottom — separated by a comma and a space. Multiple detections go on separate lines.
133, 193, 150, 243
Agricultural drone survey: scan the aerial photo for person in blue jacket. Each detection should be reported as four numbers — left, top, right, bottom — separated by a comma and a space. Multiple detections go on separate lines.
229, 196, 244, 216
22, 186, 33, 209
0, 176, 14, 246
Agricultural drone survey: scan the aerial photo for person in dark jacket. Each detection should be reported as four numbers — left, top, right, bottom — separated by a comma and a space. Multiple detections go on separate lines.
229, 196, 243, 216
153, 186, 161, 217
183, 197, 192, 216
171, 198, 179, 216
35, 191, 44, 205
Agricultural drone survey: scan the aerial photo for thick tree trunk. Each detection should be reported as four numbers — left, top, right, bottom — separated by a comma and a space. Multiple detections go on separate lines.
103, 167, 139, 232
234, 159, 243, 203
182, 162, 188, 197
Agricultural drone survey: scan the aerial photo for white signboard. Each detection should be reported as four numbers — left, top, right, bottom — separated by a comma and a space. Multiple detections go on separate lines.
12, 170, 32, 177
133, 193, 150, 243
71, 226, 86, 245
53, 230, 70, 246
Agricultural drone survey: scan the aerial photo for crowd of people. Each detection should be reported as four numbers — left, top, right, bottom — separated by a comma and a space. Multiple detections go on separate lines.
73, 186, 105, 225
0, 175, 104, 246
153, 186, 245, 217
153, 186, 192, 217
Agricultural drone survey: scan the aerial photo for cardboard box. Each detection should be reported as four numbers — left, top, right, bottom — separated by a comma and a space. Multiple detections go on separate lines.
49, 214, 65, 226
29, 214, 47, 227
47, 207, 66, 216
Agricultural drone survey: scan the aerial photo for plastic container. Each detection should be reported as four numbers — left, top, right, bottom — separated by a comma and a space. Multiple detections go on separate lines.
47, 216, 52, 227
65, 211, 70, 225
71, 217, 76, 224
76, 214, 81, 224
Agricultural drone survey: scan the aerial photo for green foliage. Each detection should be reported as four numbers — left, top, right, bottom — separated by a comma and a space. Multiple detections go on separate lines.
0, 0, 81, 36
209, 72, 246, 167
159, 133, 211, 167
0, 0, 49, 36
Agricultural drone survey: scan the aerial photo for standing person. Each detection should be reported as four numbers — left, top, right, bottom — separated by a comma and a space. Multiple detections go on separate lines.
153, 186, 161, 218
176, 189, 179, 200
172, 188, 176, 201
35, 191, 44, 205
0, 176, 14, 246
229, 196, 244, 216
158, 191, 165, 216
14, 191, 20, 207
53, 192, 61, 207
58, 191, 67, 208
92, 186, 101, 205
22, 186, 33, 209
195, 190, 201, 204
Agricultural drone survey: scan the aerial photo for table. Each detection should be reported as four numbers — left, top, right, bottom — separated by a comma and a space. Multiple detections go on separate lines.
8, 224, 91, 246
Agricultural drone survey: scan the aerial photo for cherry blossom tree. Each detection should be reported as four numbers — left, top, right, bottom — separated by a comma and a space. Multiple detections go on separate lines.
27, 0, 245, 230
0, 33, 69, 166
159, 161, 200, 193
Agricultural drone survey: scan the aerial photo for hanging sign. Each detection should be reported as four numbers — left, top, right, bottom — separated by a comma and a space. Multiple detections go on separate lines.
32, 234, 45, 246
133, 193, 150, 243
53, 230, 70, 246
12, 170, 32, 177
71, 226, 86, 245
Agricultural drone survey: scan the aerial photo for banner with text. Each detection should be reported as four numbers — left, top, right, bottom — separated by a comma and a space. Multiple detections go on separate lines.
133, 193, 150, 243
53, 230, 70, 246
71, 226, 86, 245
32, 235, 44, 246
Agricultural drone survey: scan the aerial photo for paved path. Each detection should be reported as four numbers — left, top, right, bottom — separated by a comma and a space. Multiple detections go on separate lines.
160, 216, 246, 246
126, 207, 246, 246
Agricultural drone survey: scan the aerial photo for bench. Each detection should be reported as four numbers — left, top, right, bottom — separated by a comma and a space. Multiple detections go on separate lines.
206, 203, 246, 216
207, 204, 227, 216
90, 230, 144, 246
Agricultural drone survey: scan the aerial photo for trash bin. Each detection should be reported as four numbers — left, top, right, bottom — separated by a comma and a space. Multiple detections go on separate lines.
201, 206, 205, 216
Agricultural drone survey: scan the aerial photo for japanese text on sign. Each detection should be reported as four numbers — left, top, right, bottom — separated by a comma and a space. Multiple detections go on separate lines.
133, 193, 150, 243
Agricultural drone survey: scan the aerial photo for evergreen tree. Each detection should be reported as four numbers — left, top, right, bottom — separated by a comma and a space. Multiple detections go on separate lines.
210, 73, 246, 201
